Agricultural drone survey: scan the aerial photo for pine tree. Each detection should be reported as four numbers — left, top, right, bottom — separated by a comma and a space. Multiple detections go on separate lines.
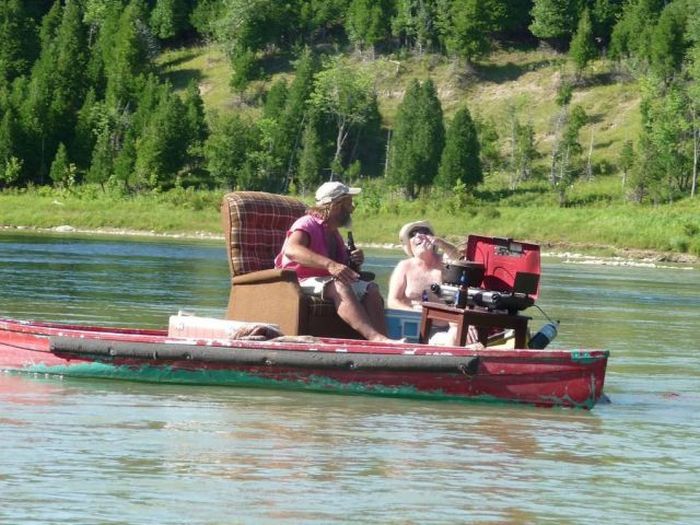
415, 79, 445, 189
436, 107, 482, 191
649, 3, 688, 82
388, 79, 445, 198
72, 88, 98, 170
618, 139, 634, 189
204, 113, 257, 188
86, 2, 122, 99
134, 88, 188, 189
49, 0, 89, 144
529, 0, 579, 48
263, 79, 288, 120
609, 0, 664, 64
182, 80, 208, 178
569, 7, 596, 74
150, 0, 188, 40
21, 0, 88, 180
346, 0, 392, 55
297, 117, 330, 194
441, 0, 494, 62
0, 107, 19, 171
87, 126, 114, 188
113, 129, 137, 189
106, 0, 153, 107
387, 79, 421, 197
0, 0, 39, 86
278, 48, 318, 185
49, 142, 69, 186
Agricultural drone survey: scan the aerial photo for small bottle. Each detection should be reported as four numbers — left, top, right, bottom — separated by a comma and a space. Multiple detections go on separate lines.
528, 321, 559, 349
455, 269, 469, 309
421, 289, 429, 302
346, 231, 360, 271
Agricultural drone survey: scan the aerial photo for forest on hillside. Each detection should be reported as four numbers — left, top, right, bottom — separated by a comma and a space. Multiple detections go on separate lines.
0, 0, 698, 206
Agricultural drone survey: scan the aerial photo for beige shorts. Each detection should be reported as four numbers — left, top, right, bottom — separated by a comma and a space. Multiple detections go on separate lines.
299, 277, 373, 301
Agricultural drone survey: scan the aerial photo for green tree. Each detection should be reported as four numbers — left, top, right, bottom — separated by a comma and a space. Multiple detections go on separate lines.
87, 124, 114, 188
0, 0, 39, 86
106, 0, 153, 107
134, 88, 188, 189
609, 0, 664, 66
190, 0, 224, 41
113, 129, 137, 188
204, 112, 257, 188
86, 2, 121, 98
150, 0, 189, 40
439, 0, 495, 62
569, 7, 596, 74
263, 79, 288, 120
0, 107, 20, 183
182, 80, 208, 182
436, 106, 482, 190
48, 142, 69, 187
618, 139, 634, 189
590, 0, 622, 46
649, 2, 688, 82
529, 0, 580, 48
387, 79, 445, 198
308, 59, 376, 176
277, 48, 319, 186
297, 118, 327, 192
509, 114, 537, 189
230, 47, 259, 92
474, 115, 501, 175
346, 0, 392, 56
72, 88, 99, 169
553, 104, 587, 205
392, 0, 439, 54
21, 0, 88, 180
635, 79, 693, 202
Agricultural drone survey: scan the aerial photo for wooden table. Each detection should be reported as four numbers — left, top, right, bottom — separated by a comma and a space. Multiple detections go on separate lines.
419, 301, 531, 348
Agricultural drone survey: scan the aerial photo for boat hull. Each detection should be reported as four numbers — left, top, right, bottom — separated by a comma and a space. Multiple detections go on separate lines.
0, 318, 608, 409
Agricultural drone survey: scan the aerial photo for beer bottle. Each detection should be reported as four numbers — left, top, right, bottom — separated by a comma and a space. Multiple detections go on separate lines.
455, 269, 469, 309
346, 231, 360, 271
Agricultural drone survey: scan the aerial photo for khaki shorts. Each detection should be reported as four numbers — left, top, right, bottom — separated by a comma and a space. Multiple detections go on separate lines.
299, 277, 373, 301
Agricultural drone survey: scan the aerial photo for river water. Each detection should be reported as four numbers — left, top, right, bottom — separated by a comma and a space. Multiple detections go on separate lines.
0, 232, 698, 524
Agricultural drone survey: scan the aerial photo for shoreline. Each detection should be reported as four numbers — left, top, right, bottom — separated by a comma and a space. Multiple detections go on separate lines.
1, 224, 697, 268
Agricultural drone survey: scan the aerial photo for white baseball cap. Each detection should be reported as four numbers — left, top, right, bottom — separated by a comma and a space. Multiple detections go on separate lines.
315, 181, 361, 205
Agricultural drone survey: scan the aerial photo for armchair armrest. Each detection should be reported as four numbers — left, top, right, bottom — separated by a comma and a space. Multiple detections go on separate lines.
232, 268, 300, 285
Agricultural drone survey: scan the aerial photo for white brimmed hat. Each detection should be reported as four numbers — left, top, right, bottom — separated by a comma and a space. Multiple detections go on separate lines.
315, 181, 361, 205
399, 220, 434, 257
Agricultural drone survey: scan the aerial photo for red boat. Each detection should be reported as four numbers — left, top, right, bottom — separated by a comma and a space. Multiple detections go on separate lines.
0, 316, 608, 409
0, 192, 610, 408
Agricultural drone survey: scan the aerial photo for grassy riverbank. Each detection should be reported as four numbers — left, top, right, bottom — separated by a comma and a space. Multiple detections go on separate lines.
1, 185, 698, 262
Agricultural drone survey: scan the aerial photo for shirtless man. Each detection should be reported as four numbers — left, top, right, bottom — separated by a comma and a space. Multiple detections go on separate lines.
388, 220, 460, 311
388, 220, 478, 346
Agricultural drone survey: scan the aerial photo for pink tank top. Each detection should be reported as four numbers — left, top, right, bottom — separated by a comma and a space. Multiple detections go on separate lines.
274, 214, 348, 279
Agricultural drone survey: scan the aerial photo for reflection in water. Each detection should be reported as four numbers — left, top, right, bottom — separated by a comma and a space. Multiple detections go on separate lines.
1, 233, 699, 524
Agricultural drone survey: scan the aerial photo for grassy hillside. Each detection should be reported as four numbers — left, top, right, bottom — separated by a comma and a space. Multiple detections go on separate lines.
2, 45, 688, 259
158, 45, 641, 175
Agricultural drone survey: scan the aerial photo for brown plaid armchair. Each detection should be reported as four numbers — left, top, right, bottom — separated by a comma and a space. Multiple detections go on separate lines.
221, 191, 362, 339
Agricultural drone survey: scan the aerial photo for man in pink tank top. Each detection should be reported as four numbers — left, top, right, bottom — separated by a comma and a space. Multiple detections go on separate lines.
275, 182, 395, 343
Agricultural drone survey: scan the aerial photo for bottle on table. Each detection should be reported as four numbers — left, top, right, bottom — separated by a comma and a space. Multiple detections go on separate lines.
455, 269, 469, 309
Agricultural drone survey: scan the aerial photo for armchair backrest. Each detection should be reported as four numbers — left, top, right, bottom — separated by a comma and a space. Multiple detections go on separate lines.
221, 191, 307, 276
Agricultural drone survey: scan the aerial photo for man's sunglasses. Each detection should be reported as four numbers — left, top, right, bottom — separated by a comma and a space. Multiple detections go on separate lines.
409, 227, 432, 238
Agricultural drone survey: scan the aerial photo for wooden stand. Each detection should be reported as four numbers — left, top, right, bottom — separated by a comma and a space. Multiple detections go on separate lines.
420, 301, 530, 348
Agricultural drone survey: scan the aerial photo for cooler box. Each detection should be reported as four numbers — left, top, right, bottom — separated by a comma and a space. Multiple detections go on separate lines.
168, 314, 280, 340
465, 235, 541, 299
